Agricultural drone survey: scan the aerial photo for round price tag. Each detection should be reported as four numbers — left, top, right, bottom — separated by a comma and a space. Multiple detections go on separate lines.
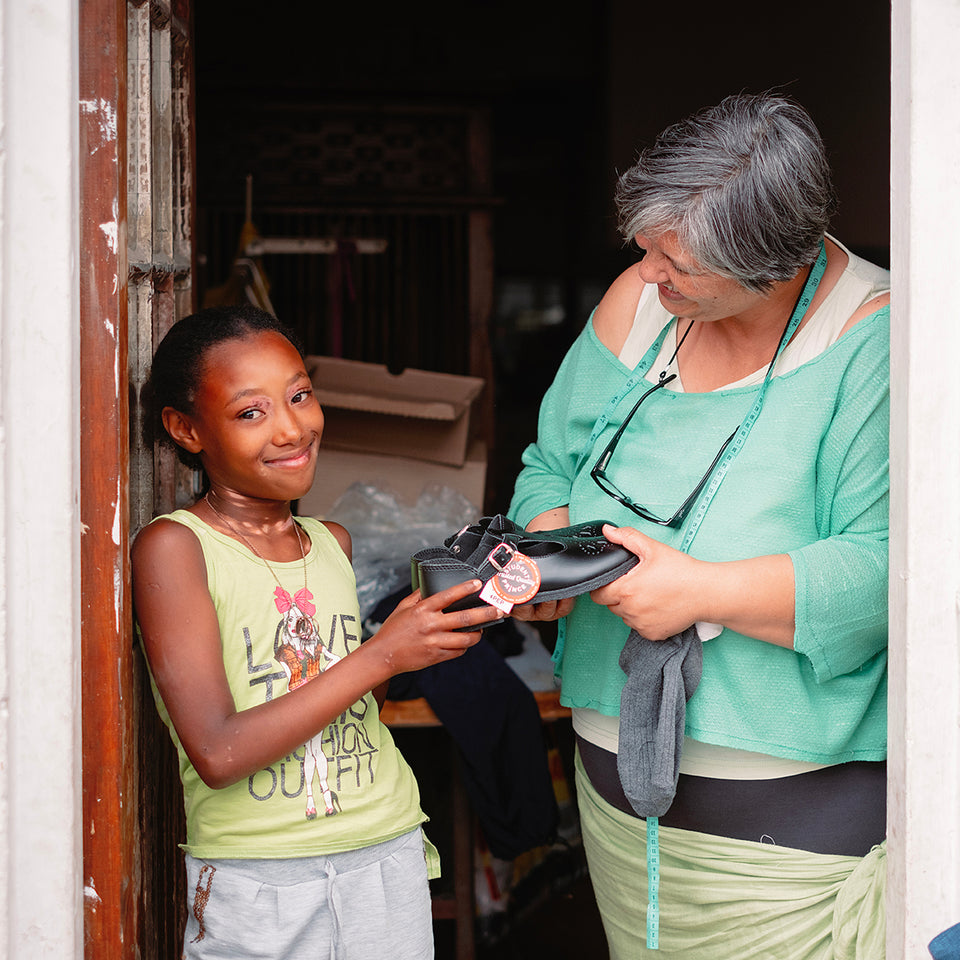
489, 553, 541, 605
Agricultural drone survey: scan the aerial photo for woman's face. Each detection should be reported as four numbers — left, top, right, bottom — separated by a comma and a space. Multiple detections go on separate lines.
634, 231, 764, 322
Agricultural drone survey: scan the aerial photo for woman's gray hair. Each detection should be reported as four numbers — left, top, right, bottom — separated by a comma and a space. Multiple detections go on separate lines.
615, 93, 837, 293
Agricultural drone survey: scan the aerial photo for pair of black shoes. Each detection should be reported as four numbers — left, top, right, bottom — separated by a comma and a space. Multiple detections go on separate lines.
411, 514, 639, 614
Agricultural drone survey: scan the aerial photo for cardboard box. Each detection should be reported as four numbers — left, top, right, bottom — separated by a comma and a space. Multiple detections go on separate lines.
305, 355, 485, 467
297, 439, 487, 518
298, 356, 487, 518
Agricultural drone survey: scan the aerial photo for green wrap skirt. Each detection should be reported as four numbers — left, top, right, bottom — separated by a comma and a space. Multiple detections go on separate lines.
576, 754, 886, 959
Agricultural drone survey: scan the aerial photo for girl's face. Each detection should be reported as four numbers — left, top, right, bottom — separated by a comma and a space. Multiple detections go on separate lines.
634, 231, 763, 323
178, 330, 324, 502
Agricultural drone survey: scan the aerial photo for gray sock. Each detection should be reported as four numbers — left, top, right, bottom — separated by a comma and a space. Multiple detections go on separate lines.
616, 626, 703, 817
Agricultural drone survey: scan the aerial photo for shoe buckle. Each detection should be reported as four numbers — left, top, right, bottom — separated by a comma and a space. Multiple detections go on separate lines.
486, 542, 516, 572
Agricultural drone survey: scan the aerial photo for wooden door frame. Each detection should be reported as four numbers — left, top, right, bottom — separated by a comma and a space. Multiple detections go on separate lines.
79, 1, 195, 957
79, 1, 136, 956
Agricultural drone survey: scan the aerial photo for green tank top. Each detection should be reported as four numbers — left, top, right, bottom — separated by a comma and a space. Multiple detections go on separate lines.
144, 510, 427, 860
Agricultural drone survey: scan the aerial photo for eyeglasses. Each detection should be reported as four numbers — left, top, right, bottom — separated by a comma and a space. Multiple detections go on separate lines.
592, 244, 826, 529
590, 371, 738, 527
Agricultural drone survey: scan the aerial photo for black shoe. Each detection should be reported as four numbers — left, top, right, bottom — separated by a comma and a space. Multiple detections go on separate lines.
442, 514, 520, 562
416, 517, 638, 610
409, 545, 452, 592
412, 514, 581, 586
410, 516, 513, 593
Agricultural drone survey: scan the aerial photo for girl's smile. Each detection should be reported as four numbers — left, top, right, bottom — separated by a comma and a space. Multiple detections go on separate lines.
265, 446, 314, 468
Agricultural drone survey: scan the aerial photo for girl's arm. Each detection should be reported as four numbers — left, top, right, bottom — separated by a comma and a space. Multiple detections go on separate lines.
132, 518, 501, 789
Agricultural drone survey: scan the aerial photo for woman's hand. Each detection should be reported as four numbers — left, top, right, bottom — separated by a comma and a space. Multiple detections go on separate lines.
366, 581, 503, 674
590, 525, 705, 640
591, 524, 797, 646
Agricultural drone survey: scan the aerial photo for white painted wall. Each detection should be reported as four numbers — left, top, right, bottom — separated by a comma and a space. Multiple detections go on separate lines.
0, 0, 83, 958
888, 1, 960, 956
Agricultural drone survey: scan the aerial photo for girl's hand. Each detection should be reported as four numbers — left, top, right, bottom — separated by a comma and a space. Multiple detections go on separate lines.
134, 522, 504, 789
589, 525, 705, 640
368, 580, 504, 674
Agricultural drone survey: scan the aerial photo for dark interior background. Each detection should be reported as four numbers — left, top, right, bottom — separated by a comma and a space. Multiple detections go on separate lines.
193, 0, 890, 513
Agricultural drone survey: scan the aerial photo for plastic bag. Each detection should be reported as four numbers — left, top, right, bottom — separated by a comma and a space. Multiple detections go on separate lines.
326, 481, 480, 621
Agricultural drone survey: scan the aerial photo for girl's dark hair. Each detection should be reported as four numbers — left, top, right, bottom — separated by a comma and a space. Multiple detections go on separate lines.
141, 305, 304, 469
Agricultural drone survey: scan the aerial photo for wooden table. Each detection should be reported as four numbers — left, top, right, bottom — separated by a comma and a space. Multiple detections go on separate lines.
380, 689, 570, 727
381, 690, 571, 960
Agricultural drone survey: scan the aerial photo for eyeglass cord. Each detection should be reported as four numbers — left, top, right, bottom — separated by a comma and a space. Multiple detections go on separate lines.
657, 319, 695, 383
676, 241, 826, 553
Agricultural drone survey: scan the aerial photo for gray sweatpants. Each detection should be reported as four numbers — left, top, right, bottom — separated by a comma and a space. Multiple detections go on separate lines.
182, 828, 434, 960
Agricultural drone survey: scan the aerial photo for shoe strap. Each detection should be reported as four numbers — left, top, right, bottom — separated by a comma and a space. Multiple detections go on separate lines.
445, 517, 494, 555
447, 516, 517, 561
423, 541, 520, 584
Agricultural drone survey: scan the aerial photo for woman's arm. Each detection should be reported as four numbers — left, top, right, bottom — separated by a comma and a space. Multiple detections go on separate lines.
509, 312, 631, 526
591, 525, 796, 645
526, 506, 570, 533
790, 305, 890, 678
132, 519, 501, 788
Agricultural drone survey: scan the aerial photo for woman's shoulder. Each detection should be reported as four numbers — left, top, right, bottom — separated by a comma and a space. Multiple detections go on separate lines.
834, 237, 890, 292
838, 291, 890, 338
592, 262, 647, 355
781, 239, 889, 366
824, 236, 890, 335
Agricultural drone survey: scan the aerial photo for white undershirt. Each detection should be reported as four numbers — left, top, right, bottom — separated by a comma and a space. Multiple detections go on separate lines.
574, 237, 889, 780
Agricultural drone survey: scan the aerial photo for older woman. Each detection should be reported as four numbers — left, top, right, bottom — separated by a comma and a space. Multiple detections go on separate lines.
509, 93, 889, 959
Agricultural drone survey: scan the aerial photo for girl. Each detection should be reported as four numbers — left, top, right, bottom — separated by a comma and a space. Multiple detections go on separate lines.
132, 305, 503, 960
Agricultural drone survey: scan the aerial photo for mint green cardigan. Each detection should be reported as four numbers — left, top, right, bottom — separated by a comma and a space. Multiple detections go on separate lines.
508, 307, 889, 763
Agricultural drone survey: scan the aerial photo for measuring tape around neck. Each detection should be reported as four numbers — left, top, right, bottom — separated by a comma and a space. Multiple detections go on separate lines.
676, 241, 827, 553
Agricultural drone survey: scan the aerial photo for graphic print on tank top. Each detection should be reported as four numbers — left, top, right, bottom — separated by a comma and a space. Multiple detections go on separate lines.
242, 583, 379, 820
